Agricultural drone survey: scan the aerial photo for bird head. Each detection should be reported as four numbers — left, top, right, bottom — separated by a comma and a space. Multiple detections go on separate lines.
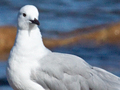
17, 5, 40, 30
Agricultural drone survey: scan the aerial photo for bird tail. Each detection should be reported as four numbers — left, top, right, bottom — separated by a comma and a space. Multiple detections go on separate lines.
93, 67, 120, 90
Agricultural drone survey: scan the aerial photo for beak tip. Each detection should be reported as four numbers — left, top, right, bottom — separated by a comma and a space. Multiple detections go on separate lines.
30, 18, 40, 25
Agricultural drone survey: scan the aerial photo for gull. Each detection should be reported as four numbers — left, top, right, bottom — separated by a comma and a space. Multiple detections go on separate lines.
6, 5, 120, 90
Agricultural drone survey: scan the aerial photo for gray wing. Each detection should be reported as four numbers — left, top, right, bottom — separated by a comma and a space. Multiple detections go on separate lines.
31, 52, 120, 90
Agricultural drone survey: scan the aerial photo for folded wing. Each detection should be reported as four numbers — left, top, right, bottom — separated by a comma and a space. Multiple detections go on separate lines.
31, 52, 120, 90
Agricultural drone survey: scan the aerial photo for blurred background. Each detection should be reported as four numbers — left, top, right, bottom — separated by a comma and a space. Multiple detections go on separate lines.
0, 0, 120, 90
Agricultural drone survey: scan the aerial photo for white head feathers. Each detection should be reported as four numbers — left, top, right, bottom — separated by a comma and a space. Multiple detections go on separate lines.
17, 5, 40, 30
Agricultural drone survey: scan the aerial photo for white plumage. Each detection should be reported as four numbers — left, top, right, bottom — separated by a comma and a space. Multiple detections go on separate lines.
6, 5, 120, 90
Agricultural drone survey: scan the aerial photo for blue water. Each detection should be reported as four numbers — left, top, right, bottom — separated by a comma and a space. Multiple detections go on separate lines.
0, 0, 120, 90
0, 0, 120, 31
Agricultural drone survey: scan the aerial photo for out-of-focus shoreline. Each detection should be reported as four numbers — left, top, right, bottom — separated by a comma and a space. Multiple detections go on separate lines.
43, 22, 120, 48
0, 22, 120, 61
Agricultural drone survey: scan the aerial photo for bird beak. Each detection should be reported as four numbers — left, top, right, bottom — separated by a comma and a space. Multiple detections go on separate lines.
30, 18, 40, 25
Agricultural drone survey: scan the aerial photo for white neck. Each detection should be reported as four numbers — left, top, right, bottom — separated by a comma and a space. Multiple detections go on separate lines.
11, 26, 50, 60
15, 27, 43, 49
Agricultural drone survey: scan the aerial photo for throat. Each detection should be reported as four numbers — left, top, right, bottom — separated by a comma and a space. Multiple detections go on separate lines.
13, 28, 47, 56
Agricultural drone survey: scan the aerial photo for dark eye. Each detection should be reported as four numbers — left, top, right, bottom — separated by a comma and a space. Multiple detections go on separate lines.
23, 13, 26, 17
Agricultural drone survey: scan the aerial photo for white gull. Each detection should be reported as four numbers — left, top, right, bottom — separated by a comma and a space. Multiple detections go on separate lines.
6, 5, 120, 90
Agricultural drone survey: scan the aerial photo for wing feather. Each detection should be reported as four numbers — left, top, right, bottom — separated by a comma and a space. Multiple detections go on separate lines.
31, 52, 120, 90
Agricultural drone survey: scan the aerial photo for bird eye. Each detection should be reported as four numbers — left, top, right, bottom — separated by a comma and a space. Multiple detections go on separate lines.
23, 13, 26, 17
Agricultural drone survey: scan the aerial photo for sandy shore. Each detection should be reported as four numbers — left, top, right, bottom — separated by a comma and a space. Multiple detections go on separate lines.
0, 23, 120, 60
43, 22, 120, 47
